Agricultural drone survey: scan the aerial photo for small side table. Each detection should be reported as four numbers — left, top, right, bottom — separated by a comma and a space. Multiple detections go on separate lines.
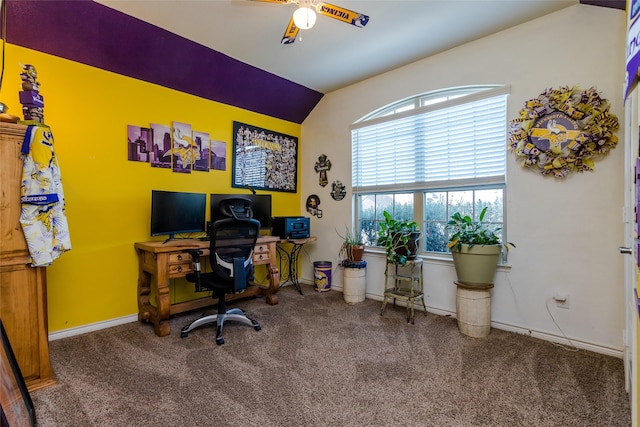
276, 236, 317, 294
380, 258, 426, 324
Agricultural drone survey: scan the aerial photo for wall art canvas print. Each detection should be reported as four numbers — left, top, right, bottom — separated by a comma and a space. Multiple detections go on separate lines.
150, 123, 172, 168
210, 140, 226, 171
192, 131, 210, 172
171, 121, 193, 174
127, 125, 151, 162
232, 121, 298, 192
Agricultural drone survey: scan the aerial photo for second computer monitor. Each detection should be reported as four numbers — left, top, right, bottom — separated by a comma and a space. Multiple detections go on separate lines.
210, 194, 272, 230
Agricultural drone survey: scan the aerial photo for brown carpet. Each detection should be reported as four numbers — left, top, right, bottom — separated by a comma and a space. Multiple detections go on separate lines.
32, 285, 630, 427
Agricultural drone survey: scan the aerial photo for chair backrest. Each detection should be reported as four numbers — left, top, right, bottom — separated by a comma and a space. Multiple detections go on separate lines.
218, 197, 254, 221
210, 217, 261, 293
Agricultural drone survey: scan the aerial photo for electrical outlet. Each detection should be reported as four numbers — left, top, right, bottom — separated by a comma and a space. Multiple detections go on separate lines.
553, 292, 570, 309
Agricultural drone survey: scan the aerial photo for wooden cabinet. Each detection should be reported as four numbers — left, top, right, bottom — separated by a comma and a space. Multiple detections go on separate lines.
0, 122, 55, 391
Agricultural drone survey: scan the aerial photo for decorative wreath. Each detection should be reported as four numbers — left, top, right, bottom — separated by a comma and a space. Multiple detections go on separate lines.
508, 86, 619, 178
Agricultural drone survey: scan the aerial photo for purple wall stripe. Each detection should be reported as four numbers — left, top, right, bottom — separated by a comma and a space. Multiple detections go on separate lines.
579, 0, 625, 10
7, 0, 322, 124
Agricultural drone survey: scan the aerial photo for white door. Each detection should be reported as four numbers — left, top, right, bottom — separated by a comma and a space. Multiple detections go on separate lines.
623, 88, 639, 426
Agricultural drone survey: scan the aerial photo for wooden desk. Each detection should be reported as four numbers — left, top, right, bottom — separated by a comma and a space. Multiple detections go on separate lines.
135, 236, 280, 337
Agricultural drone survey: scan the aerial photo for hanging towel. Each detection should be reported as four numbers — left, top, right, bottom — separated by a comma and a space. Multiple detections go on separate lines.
19, 125, 72, 267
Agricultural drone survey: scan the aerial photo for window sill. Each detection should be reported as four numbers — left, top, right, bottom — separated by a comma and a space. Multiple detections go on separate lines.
364, 247, 512, 270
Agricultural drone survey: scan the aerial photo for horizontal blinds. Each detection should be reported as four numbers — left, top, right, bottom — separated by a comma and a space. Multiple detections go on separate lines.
352, 93, 507, 189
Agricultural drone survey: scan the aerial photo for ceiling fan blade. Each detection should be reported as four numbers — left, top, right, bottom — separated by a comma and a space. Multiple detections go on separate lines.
281, 16, 299, 44
316, 2, 369, 28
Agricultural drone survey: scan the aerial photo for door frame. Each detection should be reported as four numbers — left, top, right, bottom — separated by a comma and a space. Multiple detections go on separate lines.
624, 88, 638, 426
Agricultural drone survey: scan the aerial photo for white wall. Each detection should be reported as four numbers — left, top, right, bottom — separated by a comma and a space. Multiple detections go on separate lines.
299, 4, 627, 355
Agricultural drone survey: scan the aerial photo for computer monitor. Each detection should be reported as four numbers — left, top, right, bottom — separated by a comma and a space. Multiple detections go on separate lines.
150, 190, 207, 241
210, 194, 272, 230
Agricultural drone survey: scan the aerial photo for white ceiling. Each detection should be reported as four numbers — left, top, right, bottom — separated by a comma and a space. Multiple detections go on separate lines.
95, 0, 580, 93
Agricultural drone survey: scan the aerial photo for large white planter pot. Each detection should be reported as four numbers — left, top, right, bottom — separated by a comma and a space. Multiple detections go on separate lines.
451, 244, 501, 286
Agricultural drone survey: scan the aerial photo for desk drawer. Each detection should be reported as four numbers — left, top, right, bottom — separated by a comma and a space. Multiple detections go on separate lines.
168, 253, 191, 263
168, 262, 192, 277
253, 252, 270, 264
254, 243, 270, 255
253, 244, 271, 264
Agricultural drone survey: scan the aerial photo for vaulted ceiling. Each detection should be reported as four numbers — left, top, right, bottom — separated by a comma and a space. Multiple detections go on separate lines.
8, 1, 625, 123
96, 0, 594, 94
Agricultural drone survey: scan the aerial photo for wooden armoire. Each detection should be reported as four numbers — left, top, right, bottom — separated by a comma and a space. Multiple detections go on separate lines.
0, 122, 55, 391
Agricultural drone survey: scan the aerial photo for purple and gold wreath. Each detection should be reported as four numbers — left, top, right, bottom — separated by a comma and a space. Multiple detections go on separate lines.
508, 86, 619, 178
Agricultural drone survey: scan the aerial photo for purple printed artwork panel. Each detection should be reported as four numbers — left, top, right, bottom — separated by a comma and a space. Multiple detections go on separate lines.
193, 131, 210, 172
127, 125, 151, 163
172, 122, 192, 174
210, 140, 226, 171
150, 124, 172, 169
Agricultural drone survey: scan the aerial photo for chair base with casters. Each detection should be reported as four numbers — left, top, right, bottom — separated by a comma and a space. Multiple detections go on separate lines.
180, 292, 261, 345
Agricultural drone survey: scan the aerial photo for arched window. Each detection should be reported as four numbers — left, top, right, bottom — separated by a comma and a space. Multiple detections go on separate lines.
351, 85, 510, 254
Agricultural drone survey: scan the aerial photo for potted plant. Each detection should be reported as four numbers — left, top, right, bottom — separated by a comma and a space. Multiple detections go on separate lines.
446, 206, 515, 286
336, 226, 367, 304
377, 211, 421, 265
337, 226, 365, 262
446, 206, 515, 338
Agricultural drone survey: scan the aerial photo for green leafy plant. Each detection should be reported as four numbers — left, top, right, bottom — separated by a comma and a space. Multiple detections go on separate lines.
336, 225, 364, 261
446, 206, 515, 252
377, 211, 421, 265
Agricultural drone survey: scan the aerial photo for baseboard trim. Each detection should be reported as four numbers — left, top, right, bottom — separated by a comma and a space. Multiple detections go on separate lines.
49, 314, 138, 341
365, 292, 623, 359
49, 290, 624, 359
488, 321, 624, 359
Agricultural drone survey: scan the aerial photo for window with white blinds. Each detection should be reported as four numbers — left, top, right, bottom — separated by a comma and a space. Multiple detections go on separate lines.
350, 86, 511, 254
351, 87, 509, 191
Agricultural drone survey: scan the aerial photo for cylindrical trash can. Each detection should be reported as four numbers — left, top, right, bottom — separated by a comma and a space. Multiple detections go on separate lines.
313, 261, 332, 292
342, 260, 366, 304
455, 282, 493, 338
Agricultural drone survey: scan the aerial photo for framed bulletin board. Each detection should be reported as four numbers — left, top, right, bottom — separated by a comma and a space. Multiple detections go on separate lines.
232, 121, 298, 193
0, 320, 36, 427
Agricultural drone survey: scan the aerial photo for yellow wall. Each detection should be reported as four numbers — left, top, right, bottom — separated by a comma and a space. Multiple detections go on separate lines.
0, 45, 301, 332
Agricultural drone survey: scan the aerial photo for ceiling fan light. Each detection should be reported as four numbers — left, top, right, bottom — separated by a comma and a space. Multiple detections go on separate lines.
293, 6, 316, 30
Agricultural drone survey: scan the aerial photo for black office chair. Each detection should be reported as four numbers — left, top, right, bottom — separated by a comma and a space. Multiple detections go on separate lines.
181, 198, 262, 345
